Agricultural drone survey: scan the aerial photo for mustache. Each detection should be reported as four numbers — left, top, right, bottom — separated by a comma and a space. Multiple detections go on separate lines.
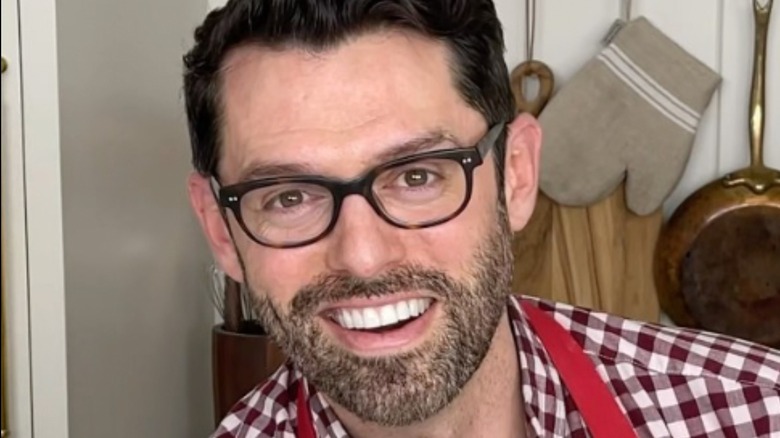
290, 264, 459, 317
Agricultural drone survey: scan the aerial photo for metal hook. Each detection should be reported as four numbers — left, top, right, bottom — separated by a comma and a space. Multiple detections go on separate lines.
621, 0, 633, 22
754, 0, 773, 13
753, 0, 773, 24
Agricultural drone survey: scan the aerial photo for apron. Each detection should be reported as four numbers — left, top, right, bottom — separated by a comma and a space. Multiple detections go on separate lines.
296, 301, 638, 438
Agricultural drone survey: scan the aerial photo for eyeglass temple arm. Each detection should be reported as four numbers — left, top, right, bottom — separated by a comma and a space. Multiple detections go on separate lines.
477, 124, 506, 158
209, 177, 222, 199
209, 177, 234, 223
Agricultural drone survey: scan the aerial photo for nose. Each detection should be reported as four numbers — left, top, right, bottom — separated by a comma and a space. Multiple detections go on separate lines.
325, 195, 405, 278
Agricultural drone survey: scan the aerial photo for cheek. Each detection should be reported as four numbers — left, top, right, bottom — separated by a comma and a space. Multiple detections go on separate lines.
409, 168, 499, 273
408, 228, 475, 276
236, 235, 326, 309
464, 161, 500, 225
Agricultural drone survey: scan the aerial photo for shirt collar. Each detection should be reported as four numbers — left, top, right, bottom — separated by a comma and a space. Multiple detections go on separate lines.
508, 295, 575, 437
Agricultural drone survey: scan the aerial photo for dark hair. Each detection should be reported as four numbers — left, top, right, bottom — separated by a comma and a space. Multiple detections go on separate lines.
182, 0, 514, 180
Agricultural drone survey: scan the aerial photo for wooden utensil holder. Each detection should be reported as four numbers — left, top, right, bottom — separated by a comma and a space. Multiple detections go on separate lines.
212, 324, 286, 425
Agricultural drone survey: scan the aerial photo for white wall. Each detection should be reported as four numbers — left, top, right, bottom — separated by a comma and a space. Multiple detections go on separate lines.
56, 0, 215, 435
496, 0, 779, 215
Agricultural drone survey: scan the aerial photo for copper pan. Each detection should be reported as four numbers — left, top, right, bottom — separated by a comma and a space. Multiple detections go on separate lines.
654, 0, 780, 348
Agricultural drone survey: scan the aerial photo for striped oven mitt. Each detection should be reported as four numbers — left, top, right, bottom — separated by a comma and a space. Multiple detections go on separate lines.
537, 16, 720, 215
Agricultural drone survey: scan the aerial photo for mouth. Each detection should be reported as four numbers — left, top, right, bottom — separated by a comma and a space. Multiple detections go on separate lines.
328, 297, 433, 330
320, 296, 438, 355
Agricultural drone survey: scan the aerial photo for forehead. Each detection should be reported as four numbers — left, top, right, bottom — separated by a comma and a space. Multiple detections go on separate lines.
218, 30, 484, 182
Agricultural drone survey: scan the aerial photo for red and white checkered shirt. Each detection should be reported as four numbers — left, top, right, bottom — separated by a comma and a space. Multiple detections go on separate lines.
213, 295, 780, 437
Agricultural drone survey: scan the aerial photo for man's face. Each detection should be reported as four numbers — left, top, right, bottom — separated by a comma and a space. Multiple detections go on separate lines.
209, 31, 520, 426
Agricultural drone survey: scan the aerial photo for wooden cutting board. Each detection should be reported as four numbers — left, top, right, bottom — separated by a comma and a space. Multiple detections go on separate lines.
512, 184, 661, 323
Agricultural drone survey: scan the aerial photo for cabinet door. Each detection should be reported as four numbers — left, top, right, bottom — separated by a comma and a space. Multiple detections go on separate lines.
2, 0, 70, 434
1, 0, 34, 434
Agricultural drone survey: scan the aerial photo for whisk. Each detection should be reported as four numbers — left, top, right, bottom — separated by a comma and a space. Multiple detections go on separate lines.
209, 264, 259, 332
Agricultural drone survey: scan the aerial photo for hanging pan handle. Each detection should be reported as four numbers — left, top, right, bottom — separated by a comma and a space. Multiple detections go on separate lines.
749, 0, 771, 168
724, 0, 780, 193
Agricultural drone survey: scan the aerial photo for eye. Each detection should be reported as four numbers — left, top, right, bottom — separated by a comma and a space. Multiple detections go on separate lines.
402, 169, 432, 187
258, 188, 314, 212
261, 187, 330, 212
241, 183, 333, 229
373, 158, 454, 199
275, 189, 304, 208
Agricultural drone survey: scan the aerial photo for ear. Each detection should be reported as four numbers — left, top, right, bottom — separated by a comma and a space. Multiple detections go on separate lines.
187, 172, 244, 283
503, 112, 542, 232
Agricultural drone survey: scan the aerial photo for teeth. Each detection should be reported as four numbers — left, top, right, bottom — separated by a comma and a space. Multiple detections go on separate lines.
409, 299, 420, 317
351, 309, 364, 328
380, 304, 399, 326
332, 298, 432, 330
341, 310, 354, 329
363, 308, 381, 329
396, 301, 410, 320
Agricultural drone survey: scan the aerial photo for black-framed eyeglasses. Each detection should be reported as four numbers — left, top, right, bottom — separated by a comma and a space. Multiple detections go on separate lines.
216, 123, 505, 248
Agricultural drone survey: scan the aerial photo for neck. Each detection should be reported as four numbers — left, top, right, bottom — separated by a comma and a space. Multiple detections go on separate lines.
328, 309, 525, 438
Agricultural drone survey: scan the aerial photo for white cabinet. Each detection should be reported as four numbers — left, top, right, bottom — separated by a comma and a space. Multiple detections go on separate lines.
2, 0, 68, 434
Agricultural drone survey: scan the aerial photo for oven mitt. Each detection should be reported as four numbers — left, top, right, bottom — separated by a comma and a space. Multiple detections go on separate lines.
537, 16, 720, 215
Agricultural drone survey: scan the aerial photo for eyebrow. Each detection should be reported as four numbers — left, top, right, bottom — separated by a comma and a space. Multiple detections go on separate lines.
235, 131, 456, 183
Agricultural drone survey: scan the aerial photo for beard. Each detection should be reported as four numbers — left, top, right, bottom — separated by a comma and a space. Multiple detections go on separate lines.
244, 206, 515, 427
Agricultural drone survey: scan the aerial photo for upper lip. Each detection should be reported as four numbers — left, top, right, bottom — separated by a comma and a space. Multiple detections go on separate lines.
317, 291, 437, 315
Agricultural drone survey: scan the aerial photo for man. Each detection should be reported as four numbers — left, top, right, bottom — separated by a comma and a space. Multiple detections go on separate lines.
182, 1, 780, 437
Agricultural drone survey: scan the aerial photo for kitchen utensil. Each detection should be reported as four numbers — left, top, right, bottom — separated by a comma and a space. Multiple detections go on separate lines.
654, 0, 780, 347
223, 276, 243, 332
210, 265, 246, 333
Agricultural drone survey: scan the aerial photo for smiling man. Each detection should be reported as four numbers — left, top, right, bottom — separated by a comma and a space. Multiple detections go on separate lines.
183, 1, 780, 437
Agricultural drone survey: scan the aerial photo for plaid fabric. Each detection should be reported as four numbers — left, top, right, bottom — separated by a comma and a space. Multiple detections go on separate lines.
212, 295, 780, 437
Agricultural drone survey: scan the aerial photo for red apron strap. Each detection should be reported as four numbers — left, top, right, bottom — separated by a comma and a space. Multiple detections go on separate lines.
522, 302, 638, 438
296, 380, 317, 438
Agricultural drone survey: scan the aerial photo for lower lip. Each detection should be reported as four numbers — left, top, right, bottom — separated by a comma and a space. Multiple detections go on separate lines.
322, 302, 440, 356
